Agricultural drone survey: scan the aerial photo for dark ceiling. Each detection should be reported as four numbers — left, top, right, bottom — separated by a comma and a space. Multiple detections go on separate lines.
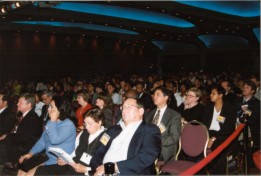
0, 1, 260, 53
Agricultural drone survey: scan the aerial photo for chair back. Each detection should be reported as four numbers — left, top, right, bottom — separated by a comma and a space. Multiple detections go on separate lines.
176, 120, 209, 159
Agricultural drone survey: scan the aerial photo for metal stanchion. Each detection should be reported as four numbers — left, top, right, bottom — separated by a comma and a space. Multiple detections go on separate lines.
242, 113, 249, 175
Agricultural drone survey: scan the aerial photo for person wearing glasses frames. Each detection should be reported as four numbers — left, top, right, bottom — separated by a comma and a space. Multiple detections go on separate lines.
177, 87, 204, 126
90, 97, 161, 175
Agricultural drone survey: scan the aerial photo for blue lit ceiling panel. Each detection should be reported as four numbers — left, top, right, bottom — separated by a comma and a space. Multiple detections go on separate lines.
152, 41, 197, 50
198, 34, 248, 48
52, 2, 194, 28
175, 1, 260, 17
12, 21, 138, 35
253, 27, 260, 42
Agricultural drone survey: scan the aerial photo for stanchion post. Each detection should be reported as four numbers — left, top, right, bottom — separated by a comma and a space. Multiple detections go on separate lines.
242, 113, 249, 175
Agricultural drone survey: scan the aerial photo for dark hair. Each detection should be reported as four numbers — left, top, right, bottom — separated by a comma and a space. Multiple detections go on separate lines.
83, 107, 105, 125
76, 90, 90, 102
95, 82, 105, 91
136, 81, 145, 88
154, 86, 170, 97
35, 90, 43, 102
52, 95, 72, 121
244, 79, 257, 94
211, 85, 226, 96
0, 92, 10, 102
97, 92, 113, 109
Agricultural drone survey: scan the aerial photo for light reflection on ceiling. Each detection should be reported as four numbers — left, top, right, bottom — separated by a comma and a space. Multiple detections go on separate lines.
152, 41, 197, 50
12, 21, 139, 35
252, 27, 260, 42
52, 2, 195, 28
175, 1, 260, 17
198, 34, 249, 48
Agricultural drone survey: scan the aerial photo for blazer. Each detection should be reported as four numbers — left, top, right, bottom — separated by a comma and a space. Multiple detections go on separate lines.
90, 121, 161, 175
234, 96, 260, 150
202, 102, 237, 150
0, 107, 17, 136
146, 107, 181, 162
6, 109, 43, 152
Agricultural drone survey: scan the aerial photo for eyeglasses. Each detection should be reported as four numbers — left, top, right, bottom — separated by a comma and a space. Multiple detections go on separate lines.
121, 104, 140, 110
185, 94, 197, 98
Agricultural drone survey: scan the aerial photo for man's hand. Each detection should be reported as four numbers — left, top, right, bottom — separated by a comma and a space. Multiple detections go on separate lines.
94, 165, 105, 176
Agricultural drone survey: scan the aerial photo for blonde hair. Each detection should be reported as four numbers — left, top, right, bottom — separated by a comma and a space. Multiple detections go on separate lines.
188, 87, 202, 98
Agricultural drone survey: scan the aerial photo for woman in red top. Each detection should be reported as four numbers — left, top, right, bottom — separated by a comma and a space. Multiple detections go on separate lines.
75, 90, 92, 132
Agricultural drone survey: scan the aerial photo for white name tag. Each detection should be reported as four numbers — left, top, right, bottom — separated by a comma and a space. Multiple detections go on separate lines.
80, 152, 92, 165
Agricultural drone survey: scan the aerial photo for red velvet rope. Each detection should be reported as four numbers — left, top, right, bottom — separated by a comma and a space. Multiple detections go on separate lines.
179, 123, 246, 175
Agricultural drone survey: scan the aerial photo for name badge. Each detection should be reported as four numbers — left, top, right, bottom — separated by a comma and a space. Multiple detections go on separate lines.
216, 116, 225, 124
100, 133, 110, 146
80, 152, 92, 165
159, 123, 167, 133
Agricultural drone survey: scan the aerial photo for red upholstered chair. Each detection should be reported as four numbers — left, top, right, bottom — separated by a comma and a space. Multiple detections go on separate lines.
160, 120, 209, 175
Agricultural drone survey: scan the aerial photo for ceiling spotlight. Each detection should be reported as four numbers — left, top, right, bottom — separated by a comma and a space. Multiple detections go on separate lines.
1, 6, 6, 14
16, 2, 21, 8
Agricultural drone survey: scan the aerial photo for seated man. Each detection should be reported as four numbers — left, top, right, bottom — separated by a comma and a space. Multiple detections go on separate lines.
0, 93, 43, 165
0, 93, 17, 141
90, 98, 161, 175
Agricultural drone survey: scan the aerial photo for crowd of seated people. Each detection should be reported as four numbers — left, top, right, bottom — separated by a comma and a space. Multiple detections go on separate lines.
0, 70, 260, 175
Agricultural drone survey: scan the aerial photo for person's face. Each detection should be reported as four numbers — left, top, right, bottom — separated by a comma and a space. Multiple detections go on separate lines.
77, 95, 86, 106
48, 100, 60, 119
153, 90, 168, 107
107, 85, 114, 94
120, 81, 125, 88
84, 116, 101, 134
180, 85, 187, 93
96, 98, 105, 109
17, 97, 31, 113
242, 84, 254, 97
122, 99, 143, 124
210, 89, 222, 102
184, 91, 199, 105
0, 95, 7, 110
166, 84, 173, 91
95, 87, 103, 93
221, 82, 229, 92
136, 84, 143, 93
42, 94, 52, 105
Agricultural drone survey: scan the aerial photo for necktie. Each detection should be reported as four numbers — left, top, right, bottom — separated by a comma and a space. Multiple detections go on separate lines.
153, 110, 160, 125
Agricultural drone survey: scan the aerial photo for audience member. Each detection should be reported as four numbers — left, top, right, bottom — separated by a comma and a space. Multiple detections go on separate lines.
17, 95, 76, 176
90, 98, 161, 175
146, 86, 181, 163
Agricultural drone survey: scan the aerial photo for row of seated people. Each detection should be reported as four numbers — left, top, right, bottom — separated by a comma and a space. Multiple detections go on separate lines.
0, 78, 260, 175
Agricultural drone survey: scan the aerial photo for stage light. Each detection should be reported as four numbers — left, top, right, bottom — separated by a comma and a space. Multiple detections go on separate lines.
1, 6, 6, 14
16, 2, 21, 8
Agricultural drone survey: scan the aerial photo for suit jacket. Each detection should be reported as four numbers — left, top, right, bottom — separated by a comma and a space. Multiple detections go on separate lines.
202, 102, 237, 150
6, 109, 43, 152
234, 96, 260, 150
40, 104, 50, 125
0, 107, 17, 136
146, 107, 181, 162
90, 121, 161, 175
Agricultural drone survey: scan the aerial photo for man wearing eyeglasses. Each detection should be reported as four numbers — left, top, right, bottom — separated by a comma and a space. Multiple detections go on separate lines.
146, 86, 181, 164
90, 97, 161, 175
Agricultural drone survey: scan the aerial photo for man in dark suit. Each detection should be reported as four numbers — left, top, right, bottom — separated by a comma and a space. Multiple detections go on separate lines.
235, 80, 260, 153
0, 93, 17, 140
136, 81, 154, 112
90, 98, 161, 175
146, 86, 181, 163
40, 90, 53, 125
0, 93, 43, 164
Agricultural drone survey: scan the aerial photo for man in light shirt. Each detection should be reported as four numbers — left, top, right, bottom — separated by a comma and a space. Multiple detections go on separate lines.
90, 98, 161, 175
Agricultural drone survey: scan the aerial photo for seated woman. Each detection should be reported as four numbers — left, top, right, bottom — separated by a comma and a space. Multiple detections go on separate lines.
95, 92, 114, 128
17, 95, 76, 176
177, 87, 204, 125
34, 107, 106, 176
202, 85, 237, 174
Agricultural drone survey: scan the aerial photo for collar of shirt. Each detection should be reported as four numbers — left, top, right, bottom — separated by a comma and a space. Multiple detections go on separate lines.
120, 119, 142, 130
0, 106, 8, 114
155, 105, 167, 125
23, 109, 31, 117
89, 126, 105, 144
